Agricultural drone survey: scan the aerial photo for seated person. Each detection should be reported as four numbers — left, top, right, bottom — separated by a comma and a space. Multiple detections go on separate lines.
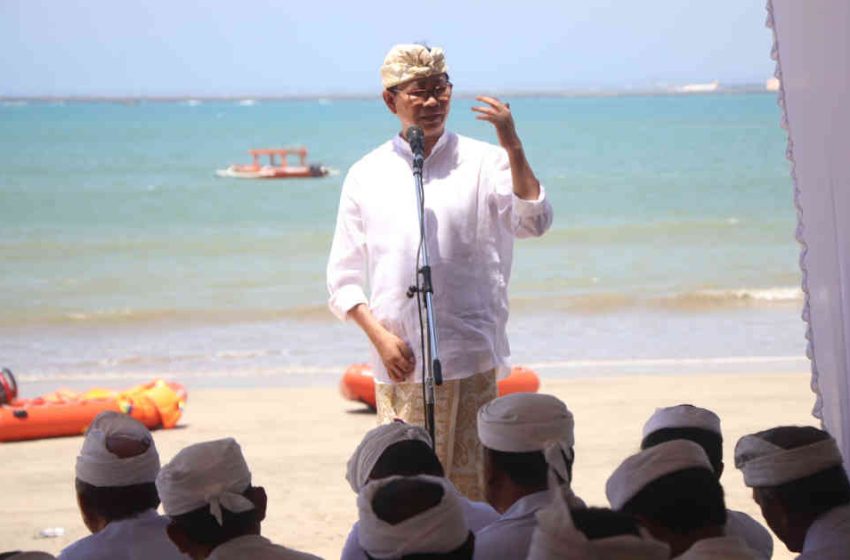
474, 393, 583, 560
528, 502, 670, 560
735, 426, 850, 559
358, 475, 473, 560
156, 437, 321, 560
343, 421, 498, 560
641, 404, 773, 558
607, 439, 760, 559
57, 411, 185, 560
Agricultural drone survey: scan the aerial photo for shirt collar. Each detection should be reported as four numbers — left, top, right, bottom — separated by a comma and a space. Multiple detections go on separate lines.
803, 503, 850, 552
498, 489, 552, 521
391, 130, 452, 163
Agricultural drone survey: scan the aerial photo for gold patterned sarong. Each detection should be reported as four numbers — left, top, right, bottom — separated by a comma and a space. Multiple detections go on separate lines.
375, 369, 497, 501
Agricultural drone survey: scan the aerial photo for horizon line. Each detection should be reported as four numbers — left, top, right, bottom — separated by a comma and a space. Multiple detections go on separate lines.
1, 83, 776, 103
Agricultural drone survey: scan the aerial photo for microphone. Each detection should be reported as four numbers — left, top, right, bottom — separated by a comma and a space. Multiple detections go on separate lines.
406, 126, 425, 172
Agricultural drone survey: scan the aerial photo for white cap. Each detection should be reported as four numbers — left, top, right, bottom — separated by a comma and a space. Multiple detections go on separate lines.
75, 411, 160, 487
528, 493, 670, 560
735, 432, 845, 487
380, 44, 448, 89
642, 404, 721, 439
606, 440, 713, 509
346, 420, 432, 493
357, 475, 468, 559
156, 438, 255, 525
477, 393, 575, 482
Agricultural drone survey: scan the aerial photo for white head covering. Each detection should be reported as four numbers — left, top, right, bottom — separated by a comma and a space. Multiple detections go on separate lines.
347, 420, 432, 493
477, 393, 575, 483
156, 438, 255, 525
734, 431, 845, 487
74, 410, 160, 487
380, 44, 448, 89
528, 500, 669, 560
357, 475, 468, 559
642, 404, 721, 439
606, 439, 713, 510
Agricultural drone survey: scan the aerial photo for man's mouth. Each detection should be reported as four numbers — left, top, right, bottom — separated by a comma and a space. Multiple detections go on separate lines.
420, 114, 444, 124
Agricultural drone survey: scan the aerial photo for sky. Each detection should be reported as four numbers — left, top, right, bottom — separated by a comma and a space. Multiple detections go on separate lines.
0, 0, 776, 97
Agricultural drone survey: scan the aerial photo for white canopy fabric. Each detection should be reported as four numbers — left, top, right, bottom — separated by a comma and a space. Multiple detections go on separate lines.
768, 0, 850, 465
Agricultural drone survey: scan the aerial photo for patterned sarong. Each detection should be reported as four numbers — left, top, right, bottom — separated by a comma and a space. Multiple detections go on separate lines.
375, 369, 497, 501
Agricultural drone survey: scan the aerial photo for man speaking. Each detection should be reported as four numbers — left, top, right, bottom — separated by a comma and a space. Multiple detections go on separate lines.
327, 44, 553, 499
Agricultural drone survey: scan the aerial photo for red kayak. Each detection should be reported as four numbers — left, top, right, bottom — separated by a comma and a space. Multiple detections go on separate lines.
340, 364, 540, 410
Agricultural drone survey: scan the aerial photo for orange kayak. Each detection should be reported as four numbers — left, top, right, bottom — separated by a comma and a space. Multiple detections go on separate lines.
0, 378, 187, 442
340, 364, 540, 410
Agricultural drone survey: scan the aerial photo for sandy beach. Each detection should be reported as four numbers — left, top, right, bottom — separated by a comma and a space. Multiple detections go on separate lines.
3, 371, 816, 559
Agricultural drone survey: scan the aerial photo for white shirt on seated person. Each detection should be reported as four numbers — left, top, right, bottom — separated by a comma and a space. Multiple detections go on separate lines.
57, 509, 185, 560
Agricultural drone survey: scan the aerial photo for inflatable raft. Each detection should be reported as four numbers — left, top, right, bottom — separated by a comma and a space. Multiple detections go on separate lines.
0, 369, 187, 442
340, 364, 540, 410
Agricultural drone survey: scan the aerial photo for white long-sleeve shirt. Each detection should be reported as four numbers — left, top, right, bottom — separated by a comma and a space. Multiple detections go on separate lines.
57, 509, 186, 560
327, 131, 553, 383
797, 503, 850, 559
677, 536, 761, 559
725, 509, 773, 559
208, 535, 321, 560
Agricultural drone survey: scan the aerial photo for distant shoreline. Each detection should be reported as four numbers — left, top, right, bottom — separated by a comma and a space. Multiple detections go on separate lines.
1, 85, 775, 104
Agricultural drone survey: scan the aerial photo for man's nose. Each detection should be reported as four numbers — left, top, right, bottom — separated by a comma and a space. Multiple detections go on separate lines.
422, 95, 440, 107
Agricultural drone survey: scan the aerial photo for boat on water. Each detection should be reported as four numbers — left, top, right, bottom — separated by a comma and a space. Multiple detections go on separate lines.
216, 147, 333, 179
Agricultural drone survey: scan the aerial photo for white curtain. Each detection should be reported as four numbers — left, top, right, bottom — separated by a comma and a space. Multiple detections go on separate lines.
768, 0, 850, 460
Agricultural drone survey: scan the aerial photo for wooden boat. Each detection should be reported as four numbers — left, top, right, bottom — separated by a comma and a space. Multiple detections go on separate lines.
216, 147, 332, 179
340, 364, 540, 410
0, 370, 187, 442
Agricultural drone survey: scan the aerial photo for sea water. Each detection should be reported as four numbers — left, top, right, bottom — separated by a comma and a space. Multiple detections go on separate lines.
0, 94, 806, 394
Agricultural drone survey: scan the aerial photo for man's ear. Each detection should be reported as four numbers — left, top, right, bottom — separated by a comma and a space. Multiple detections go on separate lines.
248, 486, 268, 523
382, 90, 397, 114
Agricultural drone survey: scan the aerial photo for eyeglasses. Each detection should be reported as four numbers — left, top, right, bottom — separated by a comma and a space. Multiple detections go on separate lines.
393, 81, 453, 103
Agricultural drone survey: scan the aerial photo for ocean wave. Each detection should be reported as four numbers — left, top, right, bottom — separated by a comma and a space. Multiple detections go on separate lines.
1, 305, 334, 328
656, 287, 803, 311
512, 286, 802, 314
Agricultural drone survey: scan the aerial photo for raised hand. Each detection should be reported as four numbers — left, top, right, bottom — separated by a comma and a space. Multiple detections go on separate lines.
471, 95, 522, 151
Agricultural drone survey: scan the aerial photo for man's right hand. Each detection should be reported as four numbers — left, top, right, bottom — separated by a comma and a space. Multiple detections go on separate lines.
375, 330, 416, 382
348, 303, 416, 382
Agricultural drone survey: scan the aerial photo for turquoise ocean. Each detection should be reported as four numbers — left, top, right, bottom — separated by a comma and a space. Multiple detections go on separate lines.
0, 93, 807, 395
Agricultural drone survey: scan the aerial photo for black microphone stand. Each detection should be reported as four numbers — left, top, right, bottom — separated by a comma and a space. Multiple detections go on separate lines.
405, 127, 443, 446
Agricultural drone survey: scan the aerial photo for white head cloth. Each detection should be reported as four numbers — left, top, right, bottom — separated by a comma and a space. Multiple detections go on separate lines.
74, 410, 160, 487
734, 432, 845, 487
380, 44, 448, 89
357, 475, 468, 559
642, 404, 721, 439
606, 439, 713, 510
347, 420, 432, 493
156, 438, 255, 525
478, 393, 575, 483
528, 481, 670, 560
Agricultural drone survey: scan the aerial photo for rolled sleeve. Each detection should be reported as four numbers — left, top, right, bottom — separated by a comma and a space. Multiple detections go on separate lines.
512, 184, 554, 238
327, 174, 370, 321
328, 284, 368, 321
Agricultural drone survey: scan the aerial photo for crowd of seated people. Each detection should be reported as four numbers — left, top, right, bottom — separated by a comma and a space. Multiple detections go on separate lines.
6, 398, 850, 559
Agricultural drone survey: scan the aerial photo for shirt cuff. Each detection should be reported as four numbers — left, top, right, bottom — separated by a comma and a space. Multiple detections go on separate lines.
512, 184, 549, 218
328, 285, 369, 321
